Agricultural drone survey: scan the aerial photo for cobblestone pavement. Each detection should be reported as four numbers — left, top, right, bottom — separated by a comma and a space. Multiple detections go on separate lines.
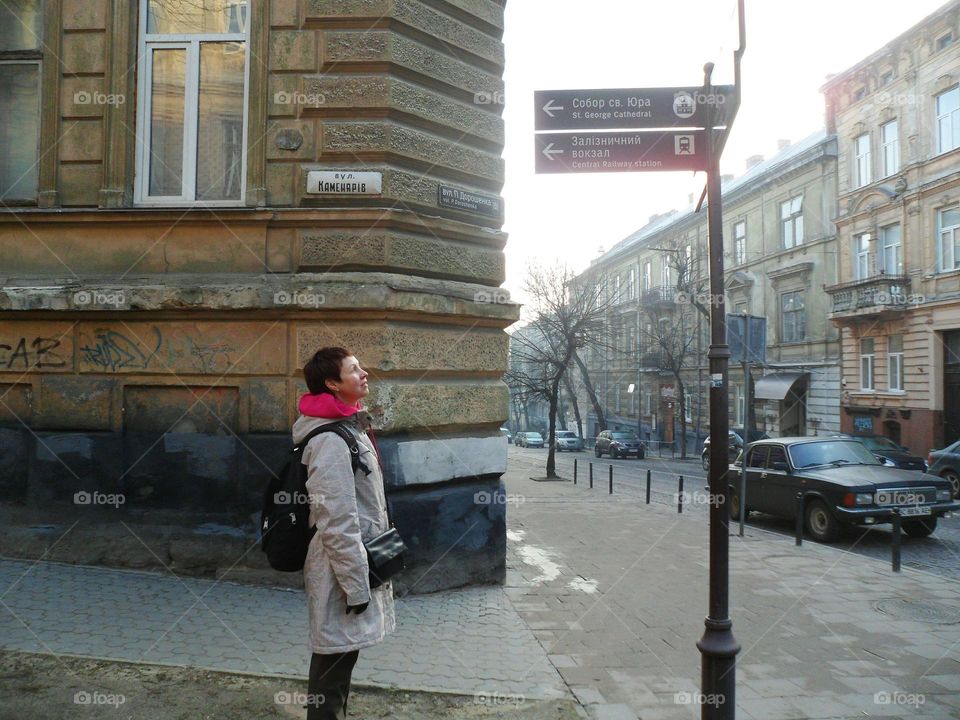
517, 446, 960, 581
0, 558, 566, 702
506, 449, 960, 720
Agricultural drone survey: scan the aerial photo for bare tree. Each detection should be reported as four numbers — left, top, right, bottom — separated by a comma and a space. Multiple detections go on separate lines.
508, 264, 608, 478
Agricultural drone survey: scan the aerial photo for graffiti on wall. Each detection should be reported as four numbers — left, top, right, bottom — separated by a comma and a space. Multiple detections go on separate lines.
0, 337, 68, 370
79, 328, 163, 371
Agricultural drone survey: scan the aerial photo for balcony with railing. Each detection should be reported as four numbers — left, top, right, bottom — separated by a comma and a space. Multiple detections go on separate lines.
825, 274, 914, 319
640, 285, 677, 309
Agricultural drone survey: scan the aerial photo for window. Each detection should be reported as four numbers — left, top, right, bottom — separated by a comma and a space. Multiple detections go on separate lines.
734, 221, 746, 265
615, 384, 621, 413
881, 224, 902, 275
936, 87, 960, 155
853, 87, 866, 102
937, 32, 954, 51
860, 338, 875, 390
684, 396, 692, 423
880, 71, 894, 87
881, 120, 899, 177
888, 334, 904, 391
614, 275, 622, 304
855, 232, 872, 279
136, 0, 250, 205
781, 196, 804, 248
939, 206, 960, 271
733, 383, 744, 426
682, 244, 692, 282
781, 290, 806, 343
767, 445, 788, 470
854, 133, 871, 187
627, 268, 636, 300
642, 261, 652, 292
661, 255, 672, 288
0, 0, 42, 202
643, 391, 653, 416
734, 301, 748, 314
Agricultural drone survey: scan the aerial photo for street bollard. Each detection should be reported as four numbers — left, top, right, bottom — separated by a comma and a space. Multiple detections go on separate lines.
589, 462, 593, 489
646, 469, 651, 504
573, 459, 577, 485
891, 509, 902, 573
678, 475, 684, 513
795, 493, 805, 546
609, 465, 613, 495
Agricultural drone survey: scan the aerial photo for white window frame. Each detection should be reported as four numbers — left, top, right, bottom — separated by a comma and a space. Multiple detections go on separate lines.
881, 120, 899, 177
938, 206, 960, 271
733, 383, 744, 426
134, 0, 251, 206
733, 220, 746, 265
781, 196, 803, 248
660, 255, 671, 288
937, 86, 960, 155
881, 224, 902, 275
888, 334, 904, 392
780, 289, 805, 343
855, 232, 872, 280
0, 59, 42, 203
860, 338, 875, 391
854, 133, 872, 187
642, 261, 652, 291
627, 268, 636, 300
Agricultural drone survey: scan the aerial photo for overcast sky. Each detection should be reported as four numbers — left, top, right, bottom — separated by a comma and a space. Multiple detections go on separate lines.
500, 0, 949, 308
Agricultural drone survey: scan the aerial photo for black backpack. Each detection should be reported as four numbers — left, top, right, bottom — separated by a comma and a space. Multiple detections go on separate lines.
260, 422, 369, 572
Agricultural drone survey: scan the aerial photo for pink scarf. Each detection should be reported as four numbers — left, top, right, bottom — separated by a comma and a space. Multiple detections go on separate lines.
298, 393, 361, 419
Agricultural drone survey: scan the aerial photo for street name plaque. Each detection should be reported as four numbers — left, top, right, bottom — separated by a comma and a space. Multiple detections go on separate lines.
535, 130, 706, 174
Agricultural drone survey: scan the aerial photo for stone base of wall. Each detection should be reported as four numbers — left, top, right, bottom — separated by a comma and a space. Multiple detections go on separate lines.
0, 429, 505, 593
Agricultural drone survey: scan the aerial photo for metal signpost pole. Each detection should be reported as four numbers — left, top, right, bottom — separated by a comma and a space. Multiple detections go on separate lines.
696, 63, 740, 720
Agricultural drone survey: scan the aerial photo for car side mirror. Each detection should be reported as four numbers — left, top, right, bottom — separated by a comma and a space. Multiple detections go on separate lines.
771, 461, 789, 472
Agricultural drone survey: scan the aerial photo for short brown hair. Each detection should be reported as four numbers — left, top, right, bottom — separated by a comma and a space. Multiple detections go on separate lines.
303, 346, 351, 395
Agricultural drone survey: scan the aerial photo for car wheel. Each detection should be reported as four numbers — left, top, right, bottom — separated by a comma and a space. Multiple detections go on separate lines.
595, 446, 602, 457
702, 454, 710, 471
805, 499, 840, 543
942, 470, 960, 499
902, 517, 938, 538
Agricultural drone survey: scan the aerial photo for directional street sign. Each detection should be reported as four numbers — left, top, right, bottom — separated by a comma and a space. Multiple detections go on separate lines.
534, 86, 734, 132
535, 130, 706, 174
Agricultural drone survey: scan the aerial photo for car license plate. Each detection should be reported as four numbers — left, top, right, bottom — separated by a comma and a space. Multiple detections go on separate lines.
900, 506, 932, 517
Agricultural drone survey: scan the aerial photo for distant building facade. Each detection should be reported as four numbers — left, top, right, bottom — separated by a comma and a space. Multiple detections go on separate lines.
823, 0, 960, 454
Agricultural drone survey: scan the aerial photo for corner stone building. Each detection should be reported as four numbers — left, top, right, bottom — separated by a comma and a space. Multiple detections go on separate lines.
0, 0, 514, 592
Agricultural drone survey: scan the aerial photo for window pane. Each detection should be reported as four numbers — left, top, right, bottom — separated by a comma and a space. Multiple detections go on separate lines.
889, 334, 902, 353
0, 0, 41, 51
861, 338, 874, 354
149, 49, 186, 197
148, 0, 248, 35
0, 64, 40, 201
939, 88, 959, 115
943, 208, 960, 228
196, 42, 245, 201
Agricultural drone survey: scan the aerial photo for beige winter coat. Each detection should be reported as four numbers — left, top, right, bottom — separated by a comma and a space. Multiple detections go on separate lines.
293, 412, 396, 654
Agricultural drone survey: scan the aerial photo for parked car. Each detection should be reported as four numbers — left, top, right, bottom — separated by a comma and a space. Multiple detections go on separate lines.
595, 431, 645, 459
830, 434, 927, 471
501, 427, 513, 444
520, 432, 544, 449
513, 431, 527, 446
552, 430, 584, 452
728, 437, 959, 542
702, 428, 769, 471
928, 439, 960, 498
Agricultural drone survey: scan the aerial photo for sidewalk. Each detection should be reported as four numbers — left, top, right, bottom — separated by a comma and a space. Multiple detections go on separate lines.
1, 456, 960, 719
503, 455, 960, 719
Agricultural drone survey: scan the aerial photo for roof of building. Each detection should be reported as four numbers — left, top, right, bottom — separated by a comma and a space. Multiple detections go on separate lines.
587, 129, 833, 271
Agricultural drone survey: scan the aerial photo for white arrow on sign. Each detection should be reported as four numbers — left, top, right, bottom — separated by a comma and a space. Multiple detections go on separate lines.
541, 143, 564, 161
542, 99, 564, 118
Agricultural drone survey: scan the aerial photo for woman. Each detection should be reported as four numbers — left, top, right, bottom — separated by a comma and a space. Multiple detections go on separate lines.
293, 347, 396, 720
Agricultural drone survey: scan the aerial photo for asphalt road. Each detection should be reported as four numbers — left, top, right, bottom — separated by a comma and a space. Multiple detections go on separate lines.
508, 444, 960, 582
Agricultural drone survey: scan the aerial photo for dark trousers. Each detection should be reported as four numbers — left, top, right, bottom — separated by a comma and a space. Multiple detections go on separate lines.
307, 650, 359, 720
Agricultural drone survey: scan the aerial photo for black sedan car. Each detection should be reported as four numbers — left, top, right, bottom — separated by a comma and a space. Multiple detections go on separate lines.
594, 431, 645, 459
928, 439, 960, 498
728, 437, 959, 542
831, 433, 927, 471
